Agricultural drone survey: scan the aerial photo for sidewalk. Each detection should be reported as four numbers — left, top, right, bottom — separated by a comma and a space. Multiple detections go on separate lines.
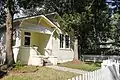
46, 66, 88, 74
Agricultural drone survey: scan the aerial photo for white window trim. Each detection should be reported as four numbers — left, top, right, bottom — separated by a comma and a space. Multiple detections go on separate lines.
65, 35, 70, 48
24, 32, 31, 46
59, 34, 70, 50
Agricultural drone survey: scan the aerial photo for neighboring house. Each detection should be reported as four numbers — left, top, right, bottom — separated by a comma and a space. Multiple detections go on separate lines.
0, 13, 74, 66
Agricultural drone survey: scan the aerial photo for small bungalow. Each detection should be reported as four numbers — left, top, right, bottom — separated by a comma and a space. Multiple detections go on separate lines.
0, 13, 74, 66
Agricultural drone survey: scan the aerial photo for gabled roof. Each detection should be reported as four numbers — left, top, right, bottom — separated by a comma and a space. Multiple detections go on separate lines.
14, 12, 58, 22
0, 12, 59, 29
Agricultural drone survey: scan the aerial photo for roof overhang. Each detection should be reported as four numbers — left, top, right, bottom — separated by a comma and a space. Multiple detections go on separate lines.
0, 12, 61, 32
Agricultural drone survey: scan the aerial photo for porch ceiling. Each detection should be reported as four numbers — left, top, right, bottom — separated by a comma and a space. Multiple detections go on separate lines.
21, 22, 52, 34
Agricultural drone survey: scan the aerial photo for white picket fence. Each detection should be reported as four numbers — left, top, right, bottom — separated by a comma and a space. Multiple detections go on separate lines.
68, 60, 120, 80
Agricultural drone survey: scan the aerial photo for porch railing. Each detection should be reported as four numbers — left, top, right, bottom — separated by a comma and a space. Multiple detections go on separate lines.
44, 48, 52, 56
31, 46, 47, 58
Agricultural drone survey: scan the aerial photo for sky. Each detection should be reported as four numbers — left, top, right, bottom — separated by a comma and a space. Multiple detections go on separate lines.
106, 0, 112, 2
106, 0, 119, 14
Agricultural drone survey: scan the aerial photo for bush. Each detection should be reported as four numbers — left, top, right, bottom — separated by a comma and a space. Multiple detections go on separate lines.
15, 61, 23, 69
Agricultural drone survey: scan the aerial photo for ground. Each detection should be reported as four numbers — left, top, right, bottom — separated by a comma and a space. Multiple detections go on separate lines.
58, 61, 101, 71
0, 61, 101, 80
1, 66, 79, 80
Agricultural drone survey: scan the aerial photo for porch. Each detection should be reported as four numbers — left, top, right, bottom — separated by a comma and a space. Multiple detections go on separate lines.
13, 16, 59, 66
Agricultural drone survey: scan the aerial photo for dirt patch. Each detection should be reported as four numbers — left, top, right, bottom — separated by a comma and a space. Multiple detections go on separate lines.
9, 68, 39, 74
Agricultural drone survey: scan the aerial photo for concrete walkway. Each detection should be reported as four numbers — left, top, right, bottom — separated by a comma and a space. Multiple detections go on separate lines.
46, 66, 88, 74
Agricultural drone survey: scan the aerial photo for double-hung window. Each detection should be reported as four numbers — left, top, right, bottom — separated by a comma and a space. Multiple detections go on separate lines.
24, 32, 31, 46
65, 35, 70, 48
60, 34, 70, 49
60, 34, 64, 48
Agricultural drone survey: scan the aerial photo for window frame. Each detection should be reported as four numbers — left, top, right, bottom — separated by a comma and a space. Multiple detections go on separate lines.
60, 34, 64, 48
24, 32, 31, 46
65, 35, 70, 48
59, 34, 70, 49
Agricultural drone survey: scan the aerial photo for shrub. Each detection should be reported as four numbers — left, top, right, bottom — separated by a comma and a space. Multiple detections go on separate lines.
15, 61, 23, 69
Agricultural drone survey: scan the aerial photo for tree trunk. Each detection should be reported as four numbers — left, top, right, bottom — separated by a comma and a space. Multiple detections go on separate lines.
73, 36, 79, 63
5, 7, 15, 68
78, 38, 82, 60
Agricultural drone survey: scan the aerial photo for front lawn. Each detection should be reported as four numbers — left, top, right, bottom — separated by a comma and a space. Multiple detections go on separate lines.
1, 66, 78, 80
58, 61, 101, 71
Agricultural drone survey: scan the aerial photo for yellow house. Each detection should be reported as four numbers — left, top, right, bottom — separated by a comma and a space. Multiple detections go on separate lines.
0, 13, 74, 66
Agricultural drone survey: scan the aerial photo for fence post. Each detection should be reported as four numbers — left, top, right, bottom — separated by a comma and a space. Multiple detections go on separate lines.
75, 76, 78, 80
90, 72, 93, 80
99, 69, 103, 80
79, 75, 82, 80
87, 72, 90, 80
72, 77, 75, 80
82, 74, 85, 80
85, 73, 88, 80
95, 70, 98, 80
93, 70, 95, 80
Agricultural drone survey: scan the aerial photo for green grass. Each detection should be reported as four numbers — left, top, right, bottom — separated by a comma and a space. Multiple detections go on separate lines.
12, 66, 39, 73
2, 66, 79, 80
58, 61, 101, 71
2, 76, 32, 80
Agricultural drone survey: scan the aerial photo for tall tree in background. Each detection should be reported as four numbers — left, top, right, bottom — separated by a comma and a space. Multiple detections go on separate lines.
55, 0, 95, 62
57, 0, 114, 60
59, 12, 93, 62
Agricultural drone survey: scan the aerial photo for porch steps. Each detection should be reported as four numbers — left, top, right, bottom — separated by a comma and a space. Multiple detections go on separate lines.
43, 58, 53, 66
31, 47, 53, 66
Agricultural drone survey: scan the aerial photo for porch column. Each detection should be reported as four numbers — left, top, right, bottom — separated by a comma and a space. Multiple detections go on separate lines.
45, 34, 53, 56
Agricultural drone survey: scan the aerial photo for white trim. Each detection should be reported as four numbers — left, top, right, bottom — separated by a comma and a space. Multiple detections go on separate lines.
24, 32, 31, 46
18, 15, 61, 34
21, 22, 52, 34
40, 15, 61, 34
41, 15, 60, 30
59, 47, 71, 51
44, 30, 56, 56
59, 34, 71, 50
57, 59, 73, 63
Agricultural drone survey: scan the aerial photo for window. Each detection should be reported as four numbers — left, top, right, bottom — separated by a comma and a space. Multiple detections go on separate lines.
12, 29, 16, 46
60, 34, 64, 48
65, 35, 70, 48
60, 34, 70, 49
24, 32, 31, 46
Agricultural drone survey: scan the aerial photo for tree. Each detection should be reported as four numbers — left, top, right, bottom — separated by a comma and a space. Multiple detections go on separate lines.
58, 11, 94, 62
56, 0, 115, 61
2, 0, 15, 68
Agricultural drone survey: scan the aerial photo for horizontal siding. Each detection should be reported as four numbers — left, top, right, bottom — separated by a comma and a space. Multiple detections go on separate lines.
52, 37, 74, 63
